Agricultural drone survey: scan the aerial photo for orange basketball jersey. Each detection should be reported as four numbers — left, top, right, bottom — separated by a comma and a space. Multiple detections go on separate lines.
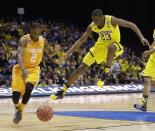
21, 34, 45, 68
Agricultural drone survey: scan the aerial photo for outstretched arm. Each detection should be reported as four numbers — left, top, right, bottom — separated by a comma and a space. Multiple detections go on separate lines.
66, 25, 93, 57
111, 16, 150, 46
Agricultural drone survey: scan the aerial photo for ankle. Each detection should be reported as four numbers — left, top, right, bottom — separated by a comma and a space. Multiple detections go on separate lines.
15, 103, 20, 109
65, 83, 70, 88
19, 103, 25, 112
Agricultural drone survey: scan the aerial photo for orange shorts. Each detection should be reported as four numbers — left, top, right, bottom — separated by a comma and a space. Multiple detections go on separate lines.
12, 64, 40, 96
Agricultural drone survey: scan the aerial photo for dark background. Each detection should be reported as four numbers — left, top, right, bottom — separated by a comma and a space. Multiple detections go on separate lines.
0, 0, 154, 54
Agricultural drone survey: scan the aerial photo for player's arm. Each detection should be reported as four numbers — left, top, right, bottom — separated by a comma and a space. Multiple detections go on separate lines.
17, 37, 28, 78
149, 29, 155, 48
142, 30, 155, 59
66, 25, 93, 58
44, 38, 61, 59
111, 16, 150, 46
143, 48, 155, 59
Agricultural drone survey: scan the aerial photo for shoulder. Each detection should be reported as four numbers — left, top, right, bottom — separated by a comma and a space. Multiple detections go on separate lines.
42, 37, 48, 45
90, 22, 95, 27
89, 22, 96, 31
105, 15, 113, 20
105, 15, 114, 26
19, 35, 27, 47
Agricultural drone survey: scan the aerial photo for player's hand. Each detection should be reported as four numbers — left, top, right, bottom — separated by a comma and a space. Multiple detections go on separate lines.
22, 69, 28, 79
142, 50, 151, 59
63, 53, 68, 59
54, 44, 61, 53
149, 43, 155, 49
141, 38, 150, 46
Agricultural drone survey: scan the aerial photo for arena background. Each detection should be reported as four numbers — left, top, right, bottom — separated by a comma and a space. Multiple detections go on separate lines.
1, 0, 154, 53
0, 0, 155, 97
1, 1, 155, 130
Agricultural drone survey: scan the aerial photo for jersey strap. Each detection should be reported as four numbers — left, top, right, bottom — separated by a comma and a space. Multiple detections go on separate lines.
105, 15, 112, 26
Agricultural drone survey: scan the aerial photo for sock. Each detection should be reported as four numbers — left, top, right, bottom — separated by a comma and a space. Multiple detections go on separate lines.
65, 83, 70, 88
19, 103, 25, 112
15, 103, 21, 109
63, 83, 70, 91
142, 95, 148, 106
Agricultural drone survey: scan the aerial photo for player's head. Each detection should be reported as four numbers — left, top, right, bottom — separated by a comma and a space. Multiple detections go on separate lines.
91, 9, 104, 26
30, 22, 41, 40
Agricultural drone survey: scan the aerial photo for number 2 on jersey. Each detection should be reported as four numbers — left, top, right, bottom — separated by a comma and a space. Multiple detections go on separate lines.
31, 53, 37, 63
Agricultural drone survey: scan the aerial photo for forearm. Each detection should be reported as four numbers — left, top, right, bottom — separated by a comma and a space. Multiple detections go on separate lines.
130, 23, 144, 40
47, 51, 57, 59
66, 25, 92, 56
66, 38, 85, 56
17, 55, 26, 70
148, 48, 155, 54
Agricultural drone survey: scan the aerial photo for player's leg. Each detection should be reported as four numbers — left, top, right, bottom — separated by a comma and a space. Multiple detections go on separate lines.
97, 43, 124, 87
21, 66, 40, 111
13, 66, 39, 124
13, 82, 35, 124
20, 82, 35, 111
12, 91, 23, 124
134, 59, 154, 111
50, 51, 95, 100
50, 63, 89, 100
66, 63, 89, 85
106, 43, 117, 67
12, 91, 20, 108
134, 76, 151, 111
12, 65, 25, 124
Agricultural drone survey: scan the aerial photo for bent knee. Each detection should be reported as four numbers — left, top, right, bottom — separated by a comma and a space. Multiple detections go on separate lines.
108, 44, 117, 51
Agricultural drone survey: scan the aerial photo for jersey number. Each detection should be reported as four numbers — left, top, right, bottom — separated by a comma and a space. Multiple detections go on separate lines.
101, 33, 111, 40
31, 53, 37, 63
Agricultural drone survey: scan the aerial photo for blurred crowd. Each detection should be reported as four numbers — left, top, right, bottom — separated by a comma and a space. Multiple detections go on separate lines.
0, 19, 145, 88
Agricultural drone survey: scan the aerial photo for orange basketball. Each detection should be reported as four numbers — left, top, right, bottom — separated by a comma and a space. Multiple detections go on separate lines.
36, 104, 53, 122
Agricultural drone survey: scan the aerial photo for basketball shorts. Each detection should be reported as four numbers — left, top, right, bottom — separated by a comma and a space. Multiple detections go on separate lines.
12, 64, 40, 96
143, 58, 155, 80
82, 42, 124, 67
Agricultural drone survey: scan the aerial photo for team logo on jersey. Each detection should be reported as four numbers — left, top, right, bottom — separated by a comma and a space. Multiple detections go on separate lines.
99, 31, 112, 34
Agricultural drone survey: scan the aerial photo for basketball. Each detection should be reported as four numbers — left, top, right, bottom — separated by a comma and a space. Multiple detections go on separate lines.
36, 104, 53, 122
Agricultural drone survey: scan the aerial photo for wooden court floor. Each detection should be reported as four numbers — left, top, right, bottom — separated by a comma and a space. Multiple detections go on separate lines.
0, 93, 155, 131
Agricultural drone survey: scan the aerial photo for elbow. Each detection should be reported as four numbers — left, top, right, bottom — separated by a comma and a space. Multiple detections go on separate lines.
17, 54, 21, 62
128, 22, 137, 29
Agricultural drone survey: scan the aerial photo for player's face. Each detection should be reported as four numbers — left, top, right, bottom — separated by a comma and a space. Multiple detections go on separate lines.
92, 16, 104, 26
30, 28, 41, 41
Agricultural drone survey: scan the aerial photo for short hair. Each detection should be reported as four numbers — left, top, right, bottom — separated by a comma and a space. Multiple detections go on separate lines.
91, 9, 103, 17
30, 22, 41, 29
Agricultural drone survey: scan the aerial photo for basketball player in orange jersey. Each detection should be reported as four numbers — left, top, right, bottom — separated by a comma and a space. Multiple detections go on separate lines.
12, 22, 60, 124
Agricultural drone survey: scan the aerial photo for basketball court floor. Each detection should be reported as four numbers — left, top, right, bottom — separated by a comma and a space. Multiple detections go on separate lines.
0, 93, 155, 131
